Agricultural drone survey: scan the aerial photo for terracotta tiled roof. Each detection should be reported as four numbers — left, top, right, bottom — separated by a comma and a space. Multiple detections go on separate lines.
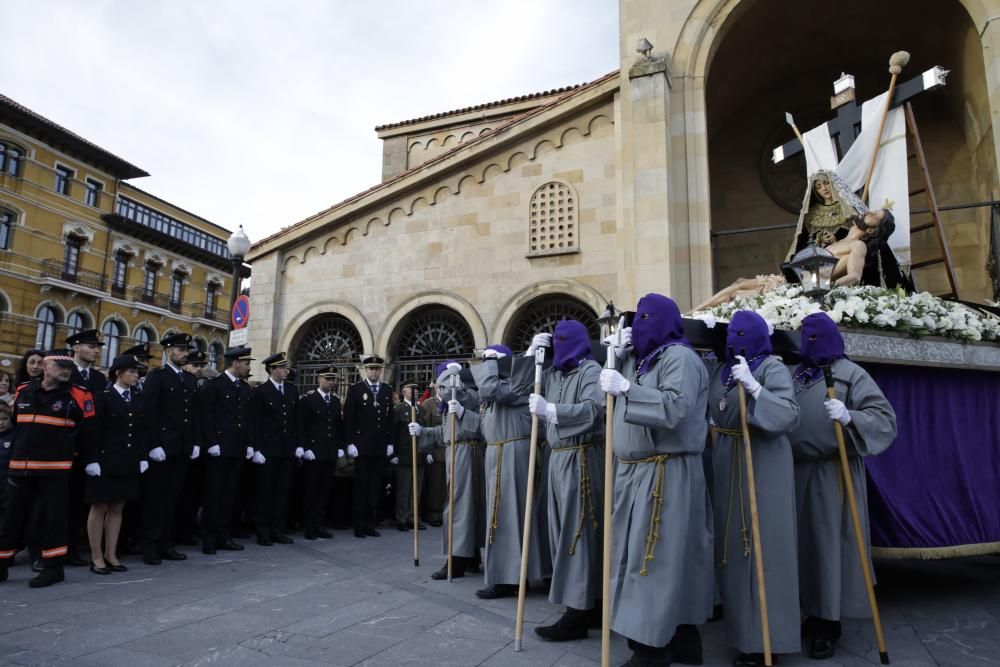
374, 83, 587, 131
0, 93, 149, 179
253, 70, 619, 252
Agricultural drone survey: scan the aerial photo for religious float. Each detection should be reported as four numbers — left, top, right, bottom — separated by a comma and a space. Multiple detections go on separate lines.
687, 52, 1000, 560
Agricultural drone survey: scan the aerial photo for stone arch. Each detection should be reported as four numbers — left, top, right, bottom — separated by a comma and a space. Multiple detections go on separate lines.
375, 292, 488, 359
501, 292, 602, 353
278, 300, 374, 362
389, 304, 477, 388
65, 306, 95, 334
491, 279, 609, 346
0, 287, 10, 312
287, 309, 367, 393
34, 300, 66, 322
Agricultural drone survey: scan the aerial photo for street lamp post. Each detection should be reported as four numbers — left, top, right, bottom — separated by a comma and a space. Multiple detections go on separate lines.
226, 225, 251, 334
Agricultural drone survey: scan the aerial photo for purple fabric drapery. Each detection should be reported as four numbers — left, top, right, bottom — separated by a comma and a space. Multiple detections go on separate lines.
861, 362, 1000, 558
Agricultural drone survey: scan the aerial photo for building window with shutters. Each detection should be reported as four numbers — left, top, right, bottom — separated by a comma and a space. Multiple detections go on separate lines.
142, 261, 159, 303
170, 270, 185, 312
62, 237, 82, 279
112, 251, 129, 295
84, 178, 103, 207
0, 208, 14, 250
54, 164, 74, 196
0, 142, 24, 177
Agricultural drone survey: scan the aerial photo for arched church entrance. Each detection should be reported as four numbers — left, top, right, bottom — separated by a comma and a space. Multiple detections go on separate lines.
706, 0, 996, 301
392, 306, 475, 392
503, 294, 599, 353
291, 314, 364, 396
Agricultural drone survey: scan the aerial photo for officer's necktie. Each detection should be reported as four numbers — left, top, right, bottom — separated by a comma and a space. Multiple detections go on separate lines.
123, 389, 131, 403
177, 370, 183, 381
324, 393, 331, 404
278, 384, 284, 395
81, 368, 89, 383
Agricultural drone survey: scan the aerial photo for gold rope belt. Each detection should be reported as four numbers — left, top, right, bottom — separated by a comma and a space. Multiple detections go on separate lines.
488, 435, 531, 544
566, 444, 599, 555
619, 453, 673, 575
719, 437, 750, 568
712, 426, 743, 438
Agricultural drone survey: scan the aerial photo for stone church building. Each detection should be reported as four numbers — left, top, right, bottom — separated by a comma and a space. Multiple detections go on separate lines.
246, 0, 1000, 390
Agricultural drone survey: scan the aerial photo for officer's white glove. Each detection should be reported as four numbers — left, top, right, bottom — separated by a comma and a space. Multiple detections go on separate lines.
425, 454, 434, 465
482, 349, 507, 360
525, 333, 552, 356
85, 462, 101, 477
303, 449, 316, 461
338, 448, 345, 459
252, 450, 266, 464
294, 447, 305, 459
825, 398, 852, 425
603, 327, 632, 360
190, 445, 200, 460
446, 362, 462, 373
408, 422, 422, 436
390, 457, 399, 465
139, 460, 149, 474
148, 446, 167, 462
246, 446, 254, 460
208, 445, 221, 457
347, 444, 358, 458
386, 444, 394, 457
448, 399, 464, 419
732, 356, 762, 398
600, 369, 631, 397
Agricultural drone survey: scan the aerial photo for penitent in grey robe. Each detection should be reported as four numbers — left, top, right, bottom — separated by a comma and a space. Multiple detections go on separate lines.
610, 345, 714, 648
417, 386, 486, 559
709, 356, 801, 654
541, 358, 605, 610
787, 358, 896, 621
461, 357, 552, 586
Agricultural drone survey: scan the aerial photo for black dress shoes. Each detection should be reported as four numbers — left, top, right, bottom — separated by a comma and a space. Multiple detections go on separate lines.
257, 537, 273, 546
364, 529, 380, 537
734, 653, 772, 667
143, 554, 162, 566
316, 529, 333, 539
354, 529, 367, 538
431, 561, 466, 580
218, 540, 244, 551
108, 563, 128, 572
303, 532, 317, 540
809, 637, 836, 660
29, 566, 64, 588
475, 584, 518, 599
397, 523, 409, 532
202, 544, 217, 555
272, 534, 293, 544
160, 549, 187, 561
89, 562, 111, 575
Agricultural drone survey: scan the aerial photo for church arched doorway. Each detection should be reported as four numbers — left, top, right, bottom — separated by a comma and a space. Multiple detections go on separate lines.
291, 314, 364, 396
503, 294, 599, 353
392, 305, 475, 392
705, 0, 995, 301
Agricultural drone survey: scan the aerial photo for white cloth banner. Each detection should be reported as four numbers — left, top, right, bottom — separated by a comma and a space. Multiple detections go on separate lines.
802, 122, 838, 176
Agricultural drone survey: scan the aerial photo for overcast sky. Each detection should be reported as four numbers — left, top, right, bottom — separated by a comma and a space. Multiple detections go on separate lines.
2, 1, 619, 243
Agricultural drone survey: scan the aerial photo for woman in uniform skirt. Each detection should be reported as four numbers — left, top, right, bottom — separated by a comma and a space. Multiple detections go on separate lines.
84, 354, 148, 574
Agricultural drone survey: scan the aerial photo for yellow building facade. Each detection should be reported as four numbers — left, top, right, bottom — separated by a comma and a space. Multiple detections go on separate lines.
0, 94, 234, 374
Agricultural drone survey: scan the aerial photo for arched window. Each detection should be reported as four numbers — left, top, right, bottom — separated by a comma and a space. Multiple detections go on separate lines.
66, 311, 90, 335
506, 295, 599, 353
101, 320, 124, 367
133, 326, 153, 346
0, 207, 15, 250
209, 341, 225, 371
36, 306, 59, 349
293, 314, 364, 394
0, 142, 24, 177
528, 181, 578, 257
394, 306, 475, 390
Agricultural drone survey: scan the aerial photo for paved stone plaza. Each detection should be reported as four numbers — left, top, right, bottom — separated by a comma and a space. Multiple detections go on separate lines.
0, 526, 998, 666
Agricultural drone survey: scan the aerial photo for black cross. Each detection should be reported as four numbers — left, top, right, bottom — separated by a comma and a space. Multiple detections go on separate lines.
773, 67, 948, 163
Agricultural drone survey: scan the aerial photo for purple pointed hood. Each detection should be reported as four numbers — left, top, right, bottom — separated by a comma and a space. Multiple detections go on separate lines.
632, 293, 691, 375
552, 319, 593, 373
796, 312, 847, 384
722, 310, 772, 384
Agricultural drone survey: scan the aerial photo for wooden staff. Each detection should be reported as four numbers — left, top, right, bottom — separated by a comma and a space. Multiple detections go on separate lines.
737, 383, 772, 667
822, 367, 890, 664
447, 377, 459, 582
861, 51, 910, 204
513, 346, 546, 652
601, 316, 625, 667
410, 386, 420, 567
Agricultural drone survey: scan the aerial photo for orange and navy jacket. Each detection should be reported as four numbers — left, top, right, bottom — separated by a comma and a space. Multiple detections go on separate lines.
8, 380, 97, 475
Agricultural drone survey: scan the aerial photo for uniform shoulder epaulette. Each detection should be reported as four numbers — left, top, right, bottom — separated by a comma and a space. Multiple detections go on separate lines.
306, 390, 316, 396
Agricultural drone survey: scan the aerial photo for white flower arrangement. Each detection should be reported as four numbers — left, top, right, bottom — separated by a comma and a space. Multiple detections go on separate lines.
691, 285, 1000, 343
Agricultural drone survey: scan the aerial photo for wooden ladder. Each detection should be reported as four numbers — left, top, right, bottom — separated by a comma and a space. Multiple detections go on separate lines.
904, 103, 959, 299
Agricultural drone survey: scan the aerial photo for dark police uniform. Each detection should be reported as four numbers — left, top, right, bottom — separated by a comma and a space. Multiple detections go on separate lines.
86, 371, 147, 504
199, 348, 253, 553
342, 355, 393, 536
139, 333, 198, 563
249, 352, 299, 544
0, 350, 97, 587
297, 367, 343, 539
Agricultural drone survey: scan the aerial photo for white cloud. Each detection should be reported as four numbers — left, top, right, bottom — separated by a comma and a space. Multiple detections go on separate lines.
2, 0, 619, 242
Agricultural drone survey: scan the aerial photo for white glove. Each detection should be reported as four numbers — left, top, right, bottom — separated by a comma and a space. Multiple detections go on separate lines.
139, 460, 149, 474
246, 446, 254, 460
731, 356, 762, 398
603, 327, 632, 359
600, 369, 631, 396
448, 399, 464, 418
825, 398, 852, 425
208, 445, 221, 457
252, 450, 266, 464
482, 349, 507, 360
295, 447, 305, 459
408, 422, 422, 436
528, 393, 548, 417
338, 449, 345, 459
425, 454, 434, 464
347, 444, 358, 458
446, 362, 462, 373
303, 449, 316, 461
386, 444, 394, 457
148, 446, 166, 462
390, 457, 399, 465
525, 333, 552, 356
85, 463, 101, 477
190, 445, 200, 460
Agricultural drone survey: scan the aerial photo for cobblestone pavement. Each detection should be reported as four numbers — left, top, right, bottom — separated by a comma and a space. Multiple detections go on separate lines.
0, 525, 998, 666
